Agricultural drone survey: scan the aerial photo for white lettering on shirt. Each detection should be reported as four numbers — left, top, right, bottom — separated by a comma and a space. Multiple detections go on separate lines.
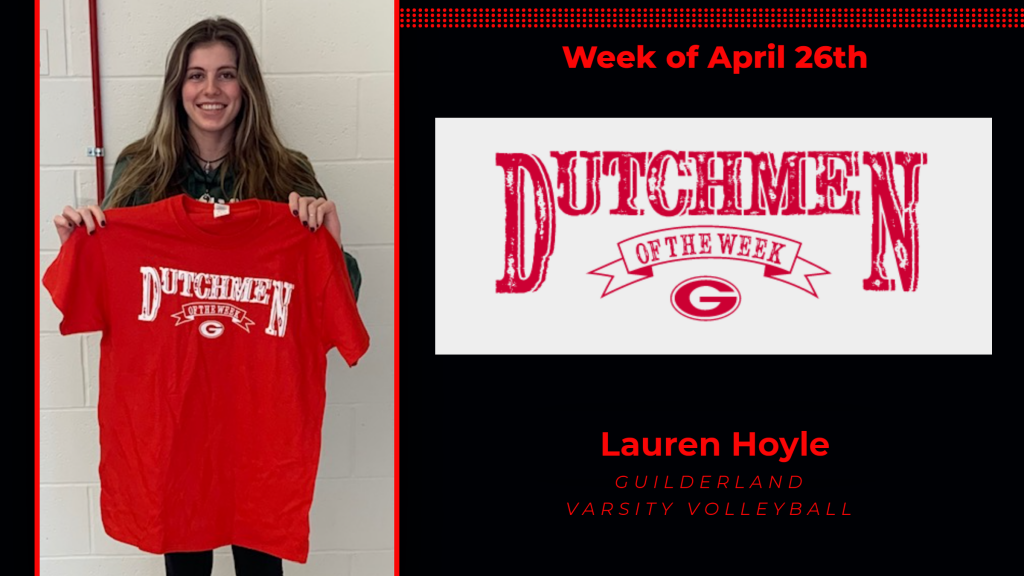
138, 266, 295, 338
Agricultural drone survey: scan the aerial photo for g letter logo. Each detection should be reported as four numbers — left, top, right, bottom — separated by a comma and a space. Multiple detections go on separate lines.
199, 320, 225, 339
670, 277, 741, 321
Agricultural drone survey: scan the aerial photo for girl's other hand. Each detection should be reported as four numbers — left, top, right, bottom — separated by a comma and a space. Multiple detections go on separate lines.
289, 192, 343, 248
53, 205, 106, 246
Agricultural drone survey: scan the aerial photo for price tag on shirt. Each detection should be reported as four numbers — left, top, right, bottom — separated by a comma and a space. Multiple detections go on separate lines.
213, 203, 230, 218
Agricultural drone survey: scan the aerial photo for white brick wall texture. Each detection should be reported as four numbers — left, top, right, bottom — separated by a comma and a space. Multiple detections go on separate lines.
39, 0, 395, 574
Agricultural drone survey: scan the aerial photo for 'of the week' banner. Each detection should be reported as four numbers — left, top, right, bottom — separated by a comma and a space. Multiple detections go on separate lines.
588, 226, 829, 297
171, 302, 256, 332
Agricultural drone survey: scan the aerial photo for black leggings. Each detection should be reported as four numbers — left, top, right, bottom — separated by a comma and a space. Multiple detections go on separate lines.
165, 545, 283, 576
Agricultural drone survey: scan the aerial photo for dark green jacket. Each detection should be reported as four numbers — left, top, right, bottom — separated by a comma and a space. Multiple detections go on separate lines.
103, 154, 361, 300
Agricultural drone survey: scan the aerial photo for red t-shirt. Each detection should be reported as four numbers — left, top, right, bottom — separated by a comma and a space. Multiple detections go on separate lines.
42, 194, 370, 563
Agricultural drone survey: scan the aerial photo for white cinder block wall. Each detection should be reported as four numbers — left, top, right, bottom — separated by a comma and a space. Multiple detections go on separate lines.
39, 1, 394, 574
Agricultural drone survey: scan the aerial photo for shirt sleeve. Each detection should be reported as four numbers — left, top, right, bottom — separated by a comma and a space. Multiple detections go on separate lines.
41, 230, 108, 334
322, 240, 370, 366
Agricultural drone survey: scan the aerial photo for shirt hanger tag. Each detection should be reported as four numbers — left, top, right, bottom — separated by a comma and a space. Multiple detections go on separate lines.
213, 203, 230, 218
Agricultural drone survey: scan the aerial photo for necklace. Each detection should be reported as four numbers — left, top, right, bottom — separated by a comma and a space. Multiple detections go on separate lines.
190, 149, 229, 175
192, 152, 240, 204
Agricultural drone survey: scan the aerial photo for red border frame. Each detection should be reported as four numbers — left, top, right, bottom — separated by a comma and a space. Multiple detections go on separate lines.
393, 2, 397, 569
34, 2, 399, 572
35, 0, 42, 573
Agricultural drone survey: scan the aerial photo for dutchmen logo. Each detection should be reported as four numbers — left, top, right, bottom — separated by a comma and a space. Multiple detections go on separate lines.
138, 266, 295, 337
495, 150, 924, 319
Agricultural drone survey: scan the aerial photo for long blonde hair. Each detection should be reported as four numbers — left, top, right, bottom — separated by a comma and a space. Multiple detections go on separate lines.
105, 17, 322, 207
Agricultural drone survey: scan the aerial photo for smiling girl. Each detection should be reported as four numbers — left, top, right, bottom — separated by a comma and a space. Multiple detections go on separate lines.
53, 17, 360, 296
49, 17, 361, 576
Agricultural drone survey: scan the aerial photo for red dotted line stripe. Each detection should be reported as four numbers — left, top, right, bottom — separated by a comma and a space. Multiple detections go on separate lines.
398, 8, 1020, 28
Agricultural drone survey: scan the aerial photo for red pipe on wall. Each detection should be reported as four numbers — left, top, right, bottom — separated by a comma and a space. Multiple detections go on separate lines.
88, 0, 105, 204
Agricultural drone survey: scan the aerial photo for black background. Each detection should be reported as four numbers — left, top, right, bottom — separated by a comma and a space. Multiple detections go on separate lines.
402, 5, 1014, 117
411, 3, 998, 572
418, 377, 971, 572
